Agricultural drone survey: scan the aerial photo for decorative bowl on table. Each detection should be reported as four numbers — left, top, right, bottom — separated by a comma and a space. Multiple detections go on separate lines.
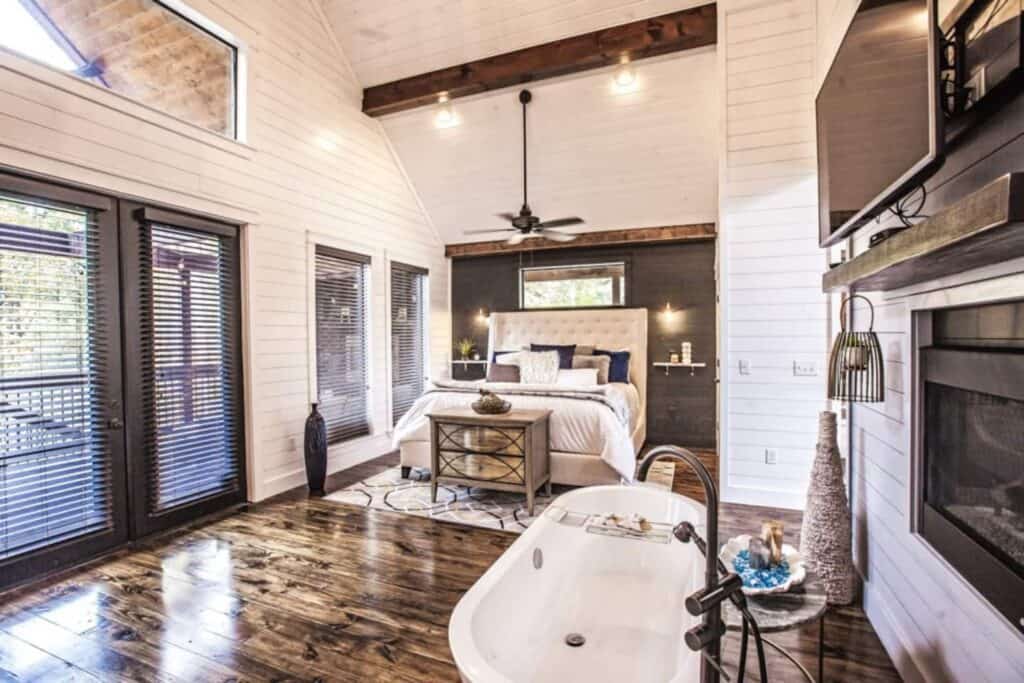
471, 389, 511, 415
719, 534, 806, 595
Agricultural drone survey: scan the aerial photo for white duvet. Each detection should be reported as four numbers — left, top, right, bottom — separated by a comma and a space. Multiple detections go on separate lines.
392, 380, 641, 482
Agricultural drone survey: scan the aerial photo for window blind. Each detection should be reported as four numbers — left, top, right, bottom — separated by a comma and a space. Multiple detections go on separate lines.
0, 193, 113, 559
315, 246, 370, 444
139, 223, 241, 512
390, 263, 427, 425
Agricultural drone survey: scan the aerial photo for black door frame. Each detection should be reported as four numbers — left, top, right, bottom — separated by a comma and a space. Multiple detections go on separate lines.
119, 202, 247, 538
0, 172, 130, 590
0, 170, 247, 589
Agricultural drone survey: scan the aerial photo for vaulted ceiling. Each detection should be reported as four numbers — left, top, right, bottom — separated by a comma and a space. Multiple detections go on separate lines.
319, 0, 719, 244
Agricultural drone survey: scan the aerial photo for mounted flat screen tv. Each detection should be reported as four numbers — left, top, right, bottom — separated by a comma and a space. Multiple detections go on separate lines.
817, 0, 944, 247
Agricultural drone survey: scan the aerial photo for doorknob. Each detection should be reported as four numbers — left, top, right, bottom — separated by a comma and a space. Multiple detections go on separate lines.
107, 417, 124, 430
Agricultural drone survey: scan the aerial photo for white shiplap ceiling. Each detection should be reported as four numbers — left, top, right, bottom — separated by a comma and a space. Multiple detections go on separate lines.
320, 0, 710, 87
379, 50, 718, 244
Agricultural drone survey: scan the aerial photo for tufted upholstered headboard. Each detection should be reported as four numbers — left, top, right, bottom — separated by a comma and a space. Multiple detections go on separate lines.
487, 308, 648, 408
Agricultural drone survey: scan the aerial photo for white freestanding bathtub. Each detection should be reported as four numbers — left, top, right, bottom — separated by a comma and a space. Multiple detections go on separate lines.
449, 485, 705, 683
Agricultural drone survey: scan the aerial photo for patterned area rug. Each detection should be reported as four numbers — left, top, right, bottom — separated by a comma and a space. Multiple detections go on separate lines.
323, 462, 675, 534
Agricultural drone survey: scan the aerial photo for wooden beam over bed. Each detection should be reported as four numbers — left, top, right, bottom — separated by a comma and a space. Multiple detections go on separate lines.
362, 3, 717, 117
444, 223, 717, 259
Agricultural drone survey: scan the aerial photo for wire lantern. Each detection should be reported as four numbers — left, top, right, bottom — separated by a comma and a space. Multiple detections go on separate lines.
828, 294, 885, 403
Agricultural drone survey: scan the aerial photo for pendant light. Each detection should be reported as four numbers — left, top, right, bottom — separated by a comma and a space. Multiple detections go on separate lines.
828, 294, 885, 403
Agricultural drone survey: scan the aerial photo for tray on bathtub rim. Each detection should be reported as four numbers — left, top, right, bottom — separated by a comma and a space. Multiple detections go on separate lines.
544, 506, 674, 544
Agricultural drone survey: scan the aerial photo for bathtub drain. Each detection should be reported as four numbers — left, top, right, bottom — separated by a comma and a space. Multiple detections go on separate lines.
564, 633, 586, 648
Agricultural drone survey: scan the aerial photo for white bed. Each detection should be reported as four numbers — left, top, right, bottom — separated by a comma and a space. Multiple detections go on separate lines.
393, 308, 647, 485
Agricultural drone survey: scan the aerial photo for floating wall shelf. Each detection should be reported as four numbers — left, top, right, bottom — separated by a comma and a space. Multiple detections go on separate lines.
823, 173, 1024, 293
653, 361, 707, 376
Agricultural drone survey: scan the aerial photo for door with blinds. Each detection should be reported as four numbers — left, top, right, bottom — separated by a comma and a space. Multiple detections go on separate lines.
314, 246, 370, 443
0, 175, 128, 589
120, 205, 245, 537
390, 262, 427, 425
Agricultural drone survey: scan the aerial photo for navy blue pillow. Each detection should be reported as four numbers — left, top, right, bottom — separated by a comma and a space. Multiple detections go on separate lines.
530, 343, 576, 369
595, 349, 631, 383
491, 349, 519, 363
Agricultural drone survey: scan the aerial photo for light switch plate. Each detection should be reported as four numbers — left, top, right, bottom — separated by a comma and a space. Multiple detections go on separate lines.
793, 361, 817, 376
765, 448, 778, 465
738, 359, 751, 375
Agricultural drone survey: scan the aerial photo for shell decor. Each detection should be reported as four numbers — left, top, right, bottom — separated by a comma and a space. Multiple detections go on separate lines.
471, 389, 511, 415
719, 534, 807, 595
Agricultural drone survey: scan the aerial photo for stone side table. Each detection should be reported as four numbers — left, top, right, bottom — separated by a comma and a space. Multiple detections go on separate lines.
722, 571, 828, 682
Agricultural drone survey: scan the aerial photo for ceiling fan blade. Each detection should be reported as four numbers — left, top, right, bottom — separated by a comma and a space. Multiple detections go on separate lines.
496, 212, 518, 222
536, 217, 584, 229
506, 232, 529, 245
541, 231, 577, 243
463, 227, 517, 235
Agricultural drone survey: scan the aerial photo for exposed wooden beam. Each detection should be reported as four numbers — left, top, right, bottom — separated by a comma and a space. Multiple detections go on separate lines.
444, 223, 716, 259
362, 3, 717, 117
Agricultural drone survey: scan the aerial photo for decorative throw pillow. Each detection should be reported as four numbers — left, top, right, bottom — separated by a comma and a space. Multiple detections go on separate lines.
556, 368, 599, 386
595, 349, 631, 383
572, 354, 610, 384
495, 351, 522, 366
574, 345, 596, 356
530, 343, 576, 369
487, 364, 521, 383
518, 351, 561, 384
491, 349, 519, 363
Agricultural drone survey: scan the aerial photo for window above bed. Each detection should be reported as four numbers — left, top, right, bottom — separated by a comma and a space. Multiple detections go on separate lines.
519, 262, 626, 309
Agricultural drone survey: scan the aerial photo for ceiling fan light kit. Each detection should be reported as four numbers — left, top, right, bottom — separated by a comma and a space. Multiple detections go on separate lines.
462, 90, 584, 245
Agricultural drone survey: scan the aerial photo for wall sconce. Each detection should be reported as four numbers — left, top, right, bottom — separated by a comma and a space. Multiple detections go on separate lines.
475, 308, 490, 326
828, 295, 884, 402
435, 92, 459, 128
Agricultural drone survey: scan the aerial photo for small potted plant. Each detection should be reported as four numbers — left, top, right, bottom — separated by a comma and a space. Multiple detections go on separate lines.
456, 337, 475, 361
842, 336, 869, 371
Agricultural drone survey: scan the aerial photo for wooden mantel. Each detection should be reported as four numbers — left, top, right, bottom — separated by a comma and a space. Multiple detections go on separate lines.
822, 173, 1024, 292
362, 4, 717, 117
444, 223, 716, 259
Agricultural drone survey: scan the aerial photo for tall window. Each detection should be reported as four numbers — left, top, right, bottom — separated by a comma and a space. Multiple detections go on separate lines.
390, 262, 427, 425
0, 189, 114, 561
315, 246, 370, 444
520, 262, 627, 309
0, 0, 238, 137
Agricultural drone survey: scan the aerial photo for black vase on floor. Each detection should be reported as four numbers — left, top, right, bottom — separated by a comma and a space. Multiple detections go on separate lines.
304, 403, 327, 496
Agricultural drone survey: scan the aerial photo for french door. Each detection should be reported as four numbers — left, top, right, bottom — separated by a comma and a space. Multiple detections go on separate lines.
0, 173, 244, 589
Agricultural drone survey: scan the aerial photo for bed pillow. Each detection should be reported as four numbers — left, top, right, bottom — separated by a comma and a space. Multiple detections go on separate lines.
518, 351, 561, 384
495, 351, 522, 366
574, 345, 596, 356
572, 354, 610, 384
530, 343, 576, 369
487, 364, 521, 383
595, 349, 631, 383
491, 349, 519, 363
556, 368, 599, 386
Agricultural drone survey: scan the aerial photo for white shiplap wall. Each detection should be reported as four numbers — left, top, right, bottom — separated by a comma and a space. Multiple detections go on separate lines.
0, 0, 447, 501
379, 51, 719, 244
718, 0, 828, 510
321, 0, 711, 87
817, 1, 1024, 679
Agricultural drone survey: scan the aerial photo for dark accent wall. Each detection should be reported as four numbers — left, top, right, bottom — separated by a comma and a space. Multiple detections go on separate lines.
450, 240, 716, 448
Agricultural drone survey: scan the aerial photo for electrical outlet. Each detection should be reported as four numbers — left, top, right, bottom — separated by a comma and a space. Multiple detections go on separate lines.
765, 448, 778, 465
793, 361, 817, 377
738, 359, 751, 375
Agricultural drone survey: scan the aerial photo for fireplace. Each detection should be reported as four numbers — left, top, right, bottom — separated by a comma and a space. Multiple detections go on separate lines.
918, 302, 1024, 634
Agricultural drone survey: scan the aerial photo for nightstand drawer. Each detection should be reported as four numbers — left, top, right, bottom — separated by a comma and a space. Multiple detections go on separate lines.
437, 451, 525, 485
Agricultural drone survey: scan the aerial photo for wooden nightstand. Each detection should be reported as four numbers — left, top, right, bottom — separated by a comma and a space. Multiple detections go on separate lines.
428, 407, 552, 515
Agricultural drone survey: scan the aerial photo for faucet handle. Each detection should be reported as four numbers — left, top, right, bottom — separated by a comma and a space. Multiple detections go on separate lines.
684, 619, 727, 652
685, 572, 744, 616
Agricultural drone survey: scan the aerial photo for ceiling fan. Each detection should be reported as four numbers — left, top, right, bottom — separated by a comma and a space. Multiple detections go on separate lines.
463, 90, 584, 245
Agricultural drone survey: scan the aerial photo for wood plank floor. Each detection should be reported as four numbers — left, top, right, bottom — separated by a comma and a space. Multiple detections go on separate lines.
0, 453, 901, 682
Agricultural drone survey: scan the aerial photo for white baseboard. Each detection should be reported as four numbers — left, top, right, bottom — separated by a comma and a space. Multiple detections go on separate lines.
253, 433, 393, 502
720, 483, 806, 510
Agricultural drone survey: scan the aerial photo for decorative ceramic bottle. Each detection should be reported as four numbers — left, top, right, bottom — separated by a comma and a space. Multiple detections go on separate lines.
800, 411, 857, 604
304, 403, 327, 496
